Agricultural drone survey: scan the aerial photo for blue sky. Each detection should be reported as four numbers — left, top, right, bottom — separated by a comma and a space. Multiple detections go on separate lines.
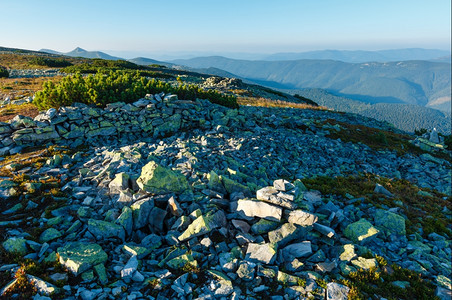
1, 0, 450, 58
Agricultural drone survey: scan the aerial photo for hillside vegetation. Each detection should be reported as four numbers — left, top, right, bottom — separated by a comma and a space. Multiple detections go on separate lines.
292, 88, 452, 135
172, 56, 451, 112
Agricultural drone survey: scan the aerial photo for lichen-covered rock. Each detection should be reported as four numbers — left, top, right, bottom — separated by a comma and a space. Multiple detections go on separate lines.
344, 219, 379, 243
137, 161, 190, 194
39, 228, 62, 243
2, 237, 28, 255
88, 219, 125, 241
57, 242, 108, 275
131, 198, 154, 230
374, 209, 406, 236
178, 210, 226, 241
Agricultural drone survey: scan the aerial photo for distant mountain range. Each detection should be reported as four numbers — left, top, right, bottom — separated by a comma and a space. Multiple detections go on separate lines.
172, 56, 451, 112
262, 48, 451, 63
40, 47, 123, 60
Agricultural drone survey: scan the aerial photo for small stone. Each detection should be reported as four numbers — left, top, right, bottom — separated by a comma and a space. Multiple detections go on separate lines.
282, 241, 312, 260
121, 255, 139, 281
39, 228, 62, 243
168, 196, 183, 216
351, 257, 378, 270
374, 183, 393, 197
326, 282, 350, 300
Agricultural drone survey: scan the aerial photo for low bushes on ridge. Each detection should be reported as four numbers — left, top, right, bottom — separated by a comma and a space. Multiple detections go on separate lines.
33, 71, 238, 110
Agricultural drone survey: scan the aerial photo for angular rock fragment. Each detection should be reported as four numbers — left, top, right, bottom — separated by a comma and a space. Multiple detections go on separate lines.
246, 243, 277, 264
178, 210, 226, 242
58, 242, 108, 275
256, 186, 296, 209
131, 198, 154, 229
236, 199, 282, 222
282, 241, 312, 259
268, 223, 305, 247
374, 209, 406, 236
109, 172, 130, 194
288, 210, 318, 226
327, 282, 350, 300
88, 219, 125, 241
137, 161, 189, 194
344, 219, 379, 243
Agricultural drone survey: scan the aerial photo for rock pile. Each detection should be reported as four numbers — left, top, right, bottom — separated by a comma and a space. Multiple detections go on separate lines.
0, 95, 451, 299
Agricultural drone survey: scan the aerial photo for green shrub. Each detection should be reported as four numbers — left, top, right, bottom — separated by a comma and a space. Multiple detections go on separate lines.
61, 59, 141, 74
29, 57, 73, 68
34, 71, 238, 110
0, 65, 9, 78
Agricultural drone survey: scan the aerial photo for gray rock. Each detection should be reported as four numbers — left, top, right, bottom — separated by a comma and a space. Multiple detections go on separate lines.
374, 183, 394, 197
121, 255, 139, 281
136, 161, 190, 194
256, 186, 295, 209
344, 218, 379, 243
282, 241, 312, 259
268, 223, 305, 247
246, 243, 277, 264
57, 242, 108, 275
236, 261, 255, 281
178, 210, 226, 241
288, 210, 318, 226
88, 219, 125, 241
109, 172, 130, 194
326, 282, 350, 300
148, 206, 167, 231
131, 198, 154, 229
236, 199, 282, 222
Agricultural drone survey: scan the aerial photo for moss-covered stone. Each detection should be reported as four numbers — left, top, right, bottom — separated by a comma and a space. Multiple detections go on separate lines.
374, 209, 406, 236
57, 242, 108, 275
344, 219, 379, 243
2, 237, 28, 255
137, 161, 190, 194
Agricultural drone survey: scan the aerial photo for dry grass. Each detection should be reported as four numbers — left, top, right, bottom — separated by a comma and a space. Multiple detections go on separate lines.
238, 96, 327, 110
0, 103, 40, 122
0, 76, 63, 100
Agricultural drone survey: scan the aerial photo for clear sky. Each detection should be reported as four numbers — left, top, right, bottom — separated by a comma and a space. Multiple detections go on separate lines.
1, 0, 450, 58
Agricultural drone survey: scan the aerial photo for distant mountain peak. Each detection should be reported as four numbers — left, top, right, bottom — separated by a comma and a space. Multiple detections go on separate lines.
72, 47, 87, 52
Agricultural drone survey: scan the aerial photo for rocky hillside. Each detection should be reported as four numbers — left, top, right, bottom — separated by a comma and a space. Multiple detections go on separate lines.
0, 48, 451, 300
0, 89, 451, 299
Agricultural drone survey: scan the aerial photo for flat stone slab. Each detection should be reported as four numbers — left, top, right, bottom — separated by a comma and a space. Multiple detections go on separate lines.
246, 243, 277, 264
236, 199, 282, 222
57, 242, 108, 275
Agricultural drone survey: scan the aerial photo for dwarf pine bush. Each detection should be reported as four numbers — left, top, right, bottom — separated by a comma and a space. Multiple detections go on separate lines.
33, 71, 238, 110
